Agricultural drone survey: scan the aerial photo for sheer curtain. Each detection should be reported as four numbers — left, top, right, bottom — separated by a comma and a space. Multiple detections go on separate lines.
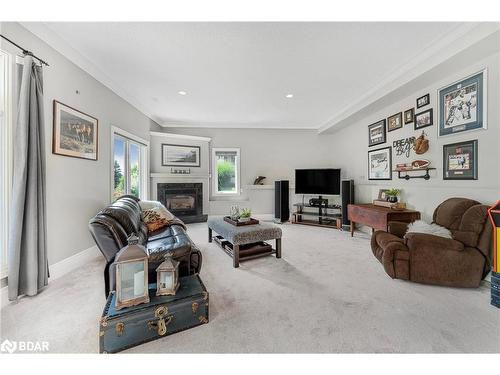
8, 55, 48, 300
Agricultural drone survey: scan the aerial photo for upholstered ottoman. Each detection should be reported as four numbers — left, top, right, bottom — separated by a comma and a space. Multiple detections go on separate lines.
207, 217, 282, 267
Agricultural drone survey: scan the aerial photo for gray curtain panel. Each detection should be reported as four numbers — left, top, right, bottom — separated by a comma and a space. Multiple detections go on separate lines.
8, 56, 48, 300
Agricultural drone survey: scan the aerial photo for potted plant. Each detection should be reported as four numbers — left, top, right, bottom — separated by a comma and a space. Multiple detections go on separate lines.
239, 208, 252, 222
385, 189, 401, 203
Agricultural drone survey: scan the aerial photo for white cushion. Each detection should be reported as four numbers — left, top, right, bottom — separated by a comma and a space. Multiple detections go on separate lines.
405, 220, 452, 239
138, 200, 161, 210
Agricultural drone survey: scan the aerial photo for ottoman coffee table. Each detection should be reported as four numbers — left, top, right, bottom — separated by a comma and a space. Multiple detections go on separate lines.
207, 217, 282, 268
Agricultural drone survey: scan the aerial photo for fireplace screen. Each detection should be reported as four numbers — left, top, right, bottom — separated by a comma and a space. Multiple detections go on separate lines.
166, 195, 195, 211
157, 183, 207, 223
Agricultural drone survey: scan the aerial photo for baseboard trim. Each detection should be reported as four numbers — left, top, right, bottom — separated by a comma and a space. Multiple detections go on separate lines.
49, 245, 100, 280
1, 245, 100, 308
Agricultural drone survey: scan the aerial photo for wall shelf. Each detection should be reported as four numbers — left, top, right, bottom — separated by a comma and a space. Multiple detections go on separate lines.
394, 167, 436, 180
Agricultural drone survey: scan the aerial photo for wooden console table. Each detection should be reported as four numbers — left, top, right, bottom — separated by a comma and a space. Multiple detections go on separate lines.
347, 204, 420, 237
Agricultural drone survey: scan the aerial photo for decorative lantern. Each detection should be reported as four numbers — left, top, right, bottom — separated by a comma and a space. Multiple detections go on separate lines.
156, 255, 180, 296
115, 235, 150, 310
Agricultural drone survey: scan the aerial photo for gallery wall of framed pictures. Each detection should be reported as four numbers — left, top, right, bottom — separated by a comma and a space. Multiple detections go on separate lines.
365, 67, 487, 183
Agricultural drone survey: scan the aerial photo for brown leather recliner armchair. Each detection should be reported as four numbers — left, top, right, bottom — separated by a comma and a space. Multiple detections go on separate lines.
371, 198, 492, 287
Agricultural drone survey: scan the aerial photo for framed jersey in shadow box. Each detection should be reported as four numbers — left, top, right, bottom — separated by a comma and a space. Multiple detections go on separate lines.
443, 140, 478, 180
438, 69, 487, 137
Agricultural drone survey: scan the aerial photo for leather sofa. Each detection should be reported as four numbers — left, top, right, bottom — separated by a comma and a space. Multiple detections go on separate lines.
371, 198, 492, 287
89, 195, 202, 296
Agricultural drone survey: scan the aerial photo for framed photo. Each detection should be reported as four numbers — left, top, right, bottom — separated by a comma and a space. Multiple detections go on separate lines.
368, 146, 392, 180
161, 144, 201, 167
414, 108, 433, 130
438, 70, 487, 137
416, 93, 430, 108
404, 108, 414, 124
443, 140, 478, 180
368, 119, 386, 147
387, 112, 403, 132
377, 189, 390, 200
53, 100, 98, 160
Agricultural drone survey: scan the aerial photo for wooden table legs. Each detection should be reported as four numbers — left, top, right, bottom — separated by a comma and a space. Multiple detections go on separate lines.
233, 244, 240, 268
208, 228, 212, 243
350, 221, 355, 237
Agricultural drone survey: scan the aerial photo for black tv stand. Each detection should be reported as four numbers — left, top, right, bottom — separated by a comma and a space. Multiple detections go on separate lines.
291, 201, 342, 229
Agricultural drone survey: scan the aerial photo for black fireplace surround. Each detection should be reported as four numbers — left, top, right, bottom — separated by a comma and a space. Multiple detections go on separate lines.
157, 183, 208, 223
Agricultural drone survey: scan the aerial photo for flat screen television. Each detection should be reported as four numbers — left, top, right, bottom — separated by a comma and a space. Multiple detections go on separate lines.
295, 168, 341, 195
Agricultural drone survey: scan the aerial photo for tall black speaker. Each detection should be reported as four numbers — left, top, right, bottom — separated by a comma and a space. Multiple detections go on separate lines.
341, 180, 354, 230
274, 180, 289, 223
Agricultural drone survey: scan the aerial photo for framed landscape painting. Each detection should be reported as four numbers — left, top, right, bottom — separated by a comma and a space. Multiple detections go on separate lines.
438, 70, 487, 136
53, 101, 98, 160
162, 144, 201, 167
368, 119, 386, 147
368, 146, 392, 180
443, 140, 478, 180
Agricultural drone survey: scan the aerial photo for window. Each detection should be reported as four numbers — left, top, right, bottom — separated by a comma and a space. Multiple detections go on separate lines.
212, 148, 240, 195
0, 50, 12, 278
111, 127, 149, 201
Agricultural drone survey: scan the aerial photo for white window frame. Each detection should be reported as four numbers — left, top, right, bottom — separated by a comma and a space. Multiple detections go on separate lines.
0, 49, 13, 279
211, 147, 241, 196
110, 126, 150, 202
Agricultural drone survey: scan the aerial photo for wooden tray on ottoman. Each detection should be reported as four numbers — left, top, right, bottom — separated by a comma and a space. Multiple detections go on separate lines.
224, 241, 273, 260
223, 216, 260, 226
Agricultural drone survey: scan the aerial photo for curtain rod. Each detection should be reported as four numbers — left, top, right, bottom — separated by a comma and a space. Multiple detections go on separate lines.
0, 34, 50, 66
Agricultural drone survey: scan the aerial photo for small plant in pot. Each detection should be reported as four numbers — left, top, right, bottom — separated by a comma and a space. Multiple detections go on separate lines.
385, 189, 401, 203
239, 208, 252, 222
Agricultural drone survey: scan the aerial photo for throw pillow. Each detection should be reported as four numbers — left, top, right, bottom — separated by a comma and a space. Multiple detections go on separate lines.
405, 220, 452, 239
142, 203, 176, 232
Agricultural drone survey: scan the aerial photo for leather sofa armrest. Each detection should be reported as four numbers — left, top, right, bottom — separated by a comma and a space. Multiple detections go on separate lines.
404, 232, 464, 252
388, 221, 409, 238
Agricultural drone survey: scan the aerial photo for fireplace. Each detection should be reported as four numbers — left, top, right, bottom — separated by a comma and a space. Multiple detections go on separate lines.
157, 183, 207, 223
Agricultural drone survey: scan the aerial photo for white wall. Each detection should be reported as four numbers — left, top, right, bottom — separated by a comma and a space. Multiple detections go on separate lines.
1, 22, 162, 266
152, 128, 343, 214
326, 49, 500, 222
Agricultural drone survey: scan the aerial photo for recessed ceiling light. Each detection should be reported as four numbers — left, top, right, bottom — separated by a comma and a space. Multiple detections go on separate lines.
178, 91, 187, 96
285, 94, 294, 98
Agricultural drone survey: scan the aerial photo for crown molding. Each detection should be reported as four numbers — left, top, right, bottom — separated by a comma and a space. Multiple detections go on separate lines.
318, 22, 500, 133
19, 22, 157, 123
19, 22, 500, 132
155, 118, 317, 130
150, 131, 211, 142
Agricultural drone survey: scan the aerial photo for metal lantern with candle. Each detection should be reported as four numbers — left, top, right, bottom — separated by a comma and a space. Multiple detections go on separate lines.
156, 254, 180, 296
115, 235, 150, 310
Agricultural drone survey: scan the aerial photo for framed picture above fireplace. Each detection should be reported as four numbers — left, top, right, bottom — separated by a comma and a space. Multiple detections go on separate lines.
161, 144, 201, 167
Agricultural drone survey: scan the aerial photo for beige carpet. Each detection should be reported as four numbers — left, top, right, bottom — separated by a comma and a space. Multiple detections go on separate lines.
1, 219, 499, 353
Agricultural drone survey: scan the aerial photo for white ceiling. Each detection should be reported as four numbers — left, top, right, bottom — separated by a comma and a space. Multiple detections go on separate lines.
22, 22, 498, 130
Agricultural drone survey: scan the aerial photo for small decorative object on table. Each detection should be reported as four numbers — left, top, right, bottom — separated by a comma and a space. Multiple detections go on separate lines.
229, 205, 240, 221
385, 188, 401, 203
239, 208, 252, 222
114, 235, 150, 310
156, 254, 180, 297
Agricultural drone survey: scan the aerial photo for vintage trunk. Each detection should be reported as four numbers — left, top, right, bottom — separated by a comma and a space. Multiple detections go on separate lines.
99, 274, 209, 353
